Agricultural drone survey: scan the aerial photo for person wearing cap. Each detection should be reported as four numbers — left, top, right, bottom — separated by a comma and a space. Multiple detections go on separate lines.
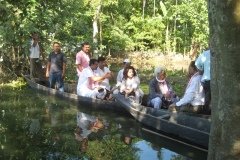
147, 66, 178, 109
195, 49, 211, 113
116, 59, 131, 85
111, 58, 131, 94
76, 42, 91, 78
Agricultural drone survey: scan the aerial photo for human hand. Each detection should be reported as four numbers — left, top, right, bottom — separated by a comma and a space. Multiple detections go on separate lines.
45, 71, 49, 78
169, 103, 176, 108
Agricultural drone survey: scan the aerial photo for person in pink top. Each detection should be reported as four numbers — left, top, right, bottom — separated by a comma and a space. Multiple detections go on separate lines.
76, 42, 91, 77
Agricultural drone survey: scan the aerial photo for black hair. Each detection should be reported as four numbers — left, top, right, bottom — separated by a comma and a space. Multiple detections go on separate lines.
123, 66, 137, 79
89, 58, 98, 66
52, 42, 61, 46
81, 42, 90, 48
189, 61, 197, 71
98, 56, 106, 62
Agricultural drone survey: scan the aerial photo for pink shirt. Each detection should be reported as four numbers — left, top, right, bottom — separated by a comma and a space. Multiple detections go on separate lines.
76, 50, 90, 76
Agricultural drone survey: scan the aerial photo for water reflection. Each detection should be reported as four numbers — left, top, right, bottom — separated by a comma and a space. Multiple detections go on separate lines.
0, 87, 207, 160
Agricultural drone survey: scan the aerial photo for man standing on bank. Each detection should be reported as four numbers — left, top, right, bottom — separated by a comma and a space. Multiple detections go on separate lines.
46, 42, 66, 92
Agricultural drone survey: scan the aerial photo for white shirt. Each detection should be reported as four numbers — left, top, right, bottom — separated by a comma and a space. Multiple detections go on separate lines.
95, 67, 111, 90
120, 76, 140, 92
77, 112, 95, 138
116, 68, 124, 87
77, 66, 95, 92
176, 72, 205, 106
29, 40, 40, 58
195, 50, 210, 82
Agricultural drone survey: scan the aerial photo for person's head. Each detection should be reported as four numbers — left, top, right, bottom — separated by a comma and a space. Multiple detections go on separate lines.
123, 66, 136, 79
52, 42, 61, 53
123, 59, 131, 68
81, 42, 90, 54
188, 61, 198, 77
89, 58, 98, 70
121, 135, 132, 145
97, 57, 107, 69
91, 118, 104, 133
31, 32, 39, 40
154, 66, 166, 81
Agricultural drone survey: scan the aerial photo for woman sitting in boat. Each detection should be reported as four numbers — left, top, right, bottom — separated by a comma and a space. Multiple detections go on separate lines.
147, 66, 178, 109
120, 66, 144, 104
77, 58, 112, 99
168, 61, 205, 113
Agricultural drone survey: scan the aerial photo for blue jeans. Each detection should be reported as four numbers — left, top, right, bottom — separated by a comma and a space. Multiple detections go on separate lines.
49, 72, 64, 91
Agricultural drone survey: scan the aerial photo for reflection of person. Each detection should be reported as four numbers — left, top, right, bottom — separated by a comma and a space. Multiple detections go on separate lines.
29, 32, 44, 79
195, 49, 211, 113
169, 61, 205, 113
76, 42, 91, 77
147, 66, 178, 109
121, 135, 132, 145
74, 112, 104, 152
46, 42, 67, 92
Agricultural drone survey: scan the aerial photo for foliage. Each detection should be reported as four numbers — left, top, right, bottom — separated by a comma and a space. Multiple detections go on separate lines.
0, 0, 208, 80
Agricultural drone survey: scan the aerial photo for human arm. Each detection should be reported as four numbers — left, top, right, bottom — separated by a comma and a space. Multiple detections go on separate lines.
175, 77, 198, 106
46, 62, 51, 78
148, 79, 163, 99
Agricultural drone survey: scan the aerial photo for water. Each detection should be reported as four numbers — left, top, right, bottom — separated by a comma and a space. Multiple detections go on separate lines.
0, 87, 207, 160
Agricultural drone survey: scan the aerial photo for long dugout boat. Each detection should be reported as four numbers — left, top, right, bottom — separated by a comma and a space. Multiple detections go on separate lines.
114, 94, 211, 149
23, 75, 124, 112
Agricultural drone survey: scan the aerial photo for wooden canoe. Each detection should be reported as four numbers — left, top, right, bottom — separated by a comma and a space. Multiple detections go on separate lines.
114, 94, 211, 149
23, 75, 123, 111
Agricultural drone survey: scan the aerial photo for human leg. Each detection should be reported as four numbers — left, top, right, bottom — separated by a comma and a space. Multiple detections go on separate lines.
49, 73, 56, 89
150, 97, 162, 109
203, 80, 211, 113
56, 72, 64, 92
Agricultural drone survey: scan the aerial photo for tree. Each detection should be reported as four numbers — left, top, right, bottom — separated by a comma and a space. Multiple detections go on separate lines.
208, 0, 240, 159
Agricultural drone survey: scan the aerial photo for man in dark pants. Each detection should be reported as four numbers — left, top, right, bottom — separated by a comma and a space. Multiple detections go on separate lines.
46, 42, 66, 92
195, 49, 211, 114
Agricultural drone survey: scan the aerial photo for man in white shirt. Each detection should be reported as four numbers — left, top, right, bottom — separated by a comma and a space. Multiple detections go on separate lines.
112, 59, 131, 94
195, 49, 211, 113
29, 32, 44, 79
116, 59, 131, 86
77, 59, 111, 99
169, 61, 205, 113
95, 57, 113, 90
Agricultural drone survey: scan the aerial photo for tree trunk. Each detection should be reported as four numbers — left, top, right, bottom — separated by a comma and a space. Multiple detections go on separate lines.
92, 1, 102, 55
208, 0, 240, 159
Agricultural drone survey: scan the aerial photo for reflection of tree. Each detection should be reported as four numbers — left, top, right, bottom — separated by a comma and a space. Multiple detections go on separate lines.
0, 86, 141, 159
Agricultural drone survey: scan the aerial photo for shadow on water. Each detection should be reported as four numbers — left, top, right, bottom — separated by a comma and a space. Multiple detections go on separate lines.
0, 87, 207, 160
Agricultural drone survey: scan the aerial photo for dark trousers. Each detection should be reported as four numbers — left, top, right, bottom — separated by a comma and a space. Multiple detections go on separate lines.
202, 80, 211, 113
49, 72, 64, 91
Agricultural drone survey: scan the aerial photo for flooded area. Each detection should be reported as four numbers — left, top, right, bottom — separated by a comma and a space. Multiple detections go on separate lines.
0, 86, 207, 160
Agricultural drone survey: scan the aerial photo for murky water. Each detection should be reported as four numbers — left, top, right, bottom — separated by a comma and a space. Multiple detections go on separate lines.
0, 87, 207, 160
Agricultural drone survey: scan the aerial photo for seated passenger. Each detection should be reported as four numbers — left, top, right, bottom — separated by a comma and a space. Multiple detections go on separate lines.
169, 61, 205, 113
147, 66, 178, 109
120, 66, 144, 104
77, 58, 111, 99
95, 56, 113, 91
112, 59, 131, 94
